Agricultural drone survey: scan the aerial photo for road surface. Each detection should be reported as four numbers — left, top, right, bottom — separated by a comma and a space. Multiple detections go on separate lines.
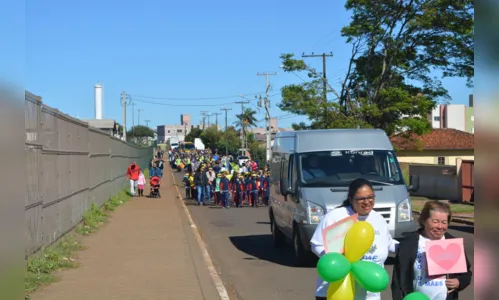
173, 172, 474, 300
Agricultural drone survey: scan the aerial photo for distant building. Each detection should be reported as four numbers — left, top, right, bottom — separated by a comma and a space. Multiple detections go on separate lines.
82, 119, 121, 139
247, 117, 293, 142
428, 95, 474, 134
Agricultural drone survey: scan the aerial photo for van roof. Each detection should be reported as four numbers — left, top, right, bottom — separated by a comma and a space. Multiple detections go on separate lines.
274, 129, 393, 153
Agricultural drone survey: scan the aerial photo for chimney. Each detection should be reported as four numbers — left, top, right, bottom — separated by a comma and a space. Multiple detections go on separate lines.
94, 83, 103, 119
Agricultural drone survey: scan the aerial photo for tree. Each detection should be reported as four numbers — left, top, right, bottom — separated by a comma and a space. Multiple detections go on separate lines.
234, 108, 258, 139
127, 125, 154, 138
200, 126, 222, 150
185, 127, 203, 142
216, 126, 241, 155
279, 0, 474, 135
246, 133, 266, 163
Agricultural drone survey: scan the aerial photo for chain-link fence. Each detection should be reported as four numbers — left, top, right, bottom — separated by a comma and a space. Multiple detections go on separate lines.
25, 91, 153, 255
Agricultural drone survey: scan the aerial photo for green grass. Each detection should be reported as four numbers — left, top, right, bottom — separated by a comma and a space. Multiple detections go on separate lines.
411, 199, 474, 214
25, 188, 131, 299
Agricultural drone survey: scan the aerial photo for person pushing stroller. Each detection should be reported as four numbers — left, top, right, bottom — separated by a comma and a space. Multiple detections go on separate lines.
149, 161, 163, 198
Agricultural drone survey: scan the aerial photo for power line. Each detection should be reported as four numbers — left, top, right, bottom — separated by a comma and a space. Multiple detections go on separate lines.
131, 98, 235, 107
128, 91, 266, 101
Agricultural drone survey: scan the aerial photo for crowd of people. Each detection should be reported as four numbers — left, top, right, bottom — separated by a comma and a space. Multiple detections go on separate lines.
168, 147, 270, 208
125, 146, 473, 300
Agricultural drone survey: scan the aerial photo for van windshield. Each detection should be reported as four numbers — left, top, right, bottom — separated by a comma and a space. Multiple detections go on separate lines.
298, 150, 404, 187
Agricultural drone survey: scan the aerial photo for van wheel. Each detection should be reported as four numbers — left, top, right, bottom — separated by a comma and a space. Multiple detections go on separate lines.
271, 216, 285, 248
293, 227, 316, 267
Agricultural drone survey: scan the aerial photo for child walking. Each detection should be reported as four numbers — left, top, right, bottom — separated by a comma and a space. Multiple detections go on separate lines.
137, 171, 146, 197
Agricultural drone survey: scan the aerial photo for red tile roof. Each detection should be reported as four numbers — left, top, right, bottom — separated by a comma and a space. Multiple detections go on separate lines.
390, 128, 474, 151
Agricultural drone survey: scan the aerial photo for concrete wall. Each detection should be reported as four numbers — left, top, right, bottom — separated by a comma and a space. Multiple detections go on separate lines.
409, 164, 461, 201
26, 92, 153, 255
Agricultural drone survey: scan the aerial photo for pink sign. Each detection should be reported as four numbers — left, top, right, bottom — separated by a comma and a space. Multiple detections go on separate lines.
426, 238, 467, 276
322, 214, 358, 253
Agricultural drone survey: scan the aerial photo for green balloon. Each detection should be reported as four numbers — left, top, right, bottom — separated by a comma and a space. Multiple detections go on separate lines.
316, 252, 351, 283
403, 292, 430, 300
351, 261, 389, 292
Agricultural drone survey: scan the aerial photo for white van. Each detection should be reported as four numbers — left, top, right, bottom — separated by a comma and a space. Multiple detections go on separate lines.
269, 129, 420, 265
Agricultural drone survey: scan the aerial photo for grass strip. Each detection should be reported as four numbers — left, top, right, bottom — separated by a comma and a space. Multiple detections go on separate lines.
25, 188, 131, 299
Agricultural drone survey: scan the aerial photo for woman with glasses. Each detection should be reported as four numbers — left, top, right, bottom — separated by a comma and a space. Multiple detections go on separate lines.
310, 178, 399, 300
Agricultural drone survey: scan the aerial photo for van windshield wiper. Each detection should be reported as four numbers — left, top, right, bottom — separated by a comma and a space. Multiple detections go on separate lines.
369, 180, 394, 186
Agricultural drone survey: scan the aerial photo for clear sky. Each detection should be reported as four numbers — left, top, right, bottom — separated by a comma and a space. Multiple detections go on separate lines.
25, 0, 472, 130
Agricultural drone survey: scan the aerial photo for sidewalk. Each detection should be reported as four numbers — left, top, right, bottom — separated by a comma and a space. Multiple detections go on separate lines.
32, 171, 221, 300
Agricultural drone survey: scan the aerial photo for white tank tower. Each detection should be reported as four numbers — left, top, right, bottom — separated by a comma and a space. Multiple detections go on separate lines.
94, 83, 103, 119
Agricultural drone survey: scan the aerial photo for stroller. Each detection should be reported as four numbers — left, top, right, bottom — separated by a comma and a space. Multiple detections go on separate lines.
149, 176, 161, 198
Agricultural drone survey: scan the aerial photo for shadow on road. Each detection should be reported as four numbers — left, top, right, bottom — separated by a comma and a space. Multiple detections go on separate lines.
449, 225, 474, 234
256, 221, 270, 225
229, 234, 313, 268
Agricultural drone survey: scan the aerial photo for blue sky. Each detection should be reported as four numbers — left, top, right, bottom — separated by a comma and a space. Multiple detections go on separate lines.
25, 0, 472, 130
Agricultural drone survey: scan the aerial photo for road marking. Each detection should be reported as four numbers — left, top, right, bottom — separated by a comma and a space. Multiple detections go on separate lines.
170, 171, 230, 300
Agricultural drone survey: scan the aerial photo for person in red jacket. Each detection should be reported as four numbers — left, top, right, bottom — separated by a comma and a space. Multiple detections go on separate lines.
126, 162, 141, 196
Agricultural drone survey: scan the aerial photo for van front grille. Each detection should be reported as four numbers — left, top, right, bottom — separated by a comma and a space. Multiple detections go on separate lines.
373, 207, 391, 224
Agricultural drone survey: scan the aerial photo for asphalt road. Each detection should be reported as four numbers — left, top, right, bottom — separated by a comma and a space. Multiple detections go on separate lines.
173, 172, 474, 300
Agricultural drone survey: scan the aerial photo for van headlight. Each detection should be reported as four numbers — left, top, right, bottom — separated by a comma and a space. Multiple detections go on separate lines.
397, 198, 411, 222
307, 201, 325, 224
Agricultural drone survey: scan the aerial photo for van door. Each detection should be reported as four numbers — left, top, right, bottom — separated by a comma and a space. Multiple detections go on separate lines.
273, 153, 289, 231
282, 153, 298, 237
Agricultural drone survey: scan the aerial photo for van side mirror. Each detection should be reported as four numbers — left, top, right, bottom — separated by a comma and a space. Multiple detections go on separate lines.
279, 178, 294, 195
407, 174, 419, 192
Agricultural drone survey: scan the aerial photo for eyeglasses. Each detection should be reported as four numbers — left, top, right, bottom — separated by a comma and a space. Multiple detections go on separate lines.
352, 195, 375, 202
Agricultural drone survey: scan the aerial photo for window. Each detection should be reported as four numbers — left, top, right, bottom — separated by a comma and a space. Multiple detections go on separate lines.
433, 116, 440, 121
297, 150, 404, 187
471, 115, 474, 121
168, 130, 170, 133
471, 127, 474, 134
437, 157, 445, 165
177, 129, 183, 133
289, 154, 297, 189
281, 154, 289, 181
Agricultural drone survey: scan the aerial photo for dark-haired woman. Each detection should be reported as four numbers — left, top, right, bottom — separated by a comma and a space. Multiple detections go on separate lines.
310, 178, 398, 300
391, 201, 472, 300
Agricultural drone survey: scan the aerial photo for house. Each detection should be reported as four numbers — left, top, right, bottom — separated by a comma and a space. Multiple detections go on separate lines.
390, 128, 474, 166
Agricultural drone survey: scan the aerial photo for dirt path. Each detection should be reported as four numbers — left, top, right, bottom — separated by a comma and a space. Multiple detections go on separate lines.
31, 171, 220, 300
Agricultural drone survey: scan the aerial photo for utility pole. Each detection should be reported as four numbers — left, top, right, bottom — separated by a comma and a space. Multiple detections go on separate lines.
257, 72, 277, 162
200, 111, 208, 130
138, 108, 142, 126
131, 102, 136, 138
213, 112, 222, 129
234, 100, 250, 151
206, 113, 212, 127
220, 108, 232, 156
145, 120, 150, 127
120, 91, 131, 140
302, 52, 333, 124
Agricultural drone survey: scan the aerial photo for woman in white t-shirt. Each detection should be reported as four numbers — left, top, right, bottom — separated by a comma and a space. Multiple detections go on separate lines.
391, 200, 472, 300
310, 178, 398, 300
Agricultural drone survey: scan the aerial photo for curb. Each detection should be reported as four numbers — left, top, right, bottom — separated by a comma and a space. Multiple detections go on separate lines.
169, 169, 230, 300
412, 211, 474, 226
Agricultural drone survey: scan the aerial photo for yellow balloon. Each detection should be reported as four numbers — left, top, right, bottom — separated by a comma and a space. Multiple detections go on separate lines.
343, 221, 375, 262
327, 273, 355, 300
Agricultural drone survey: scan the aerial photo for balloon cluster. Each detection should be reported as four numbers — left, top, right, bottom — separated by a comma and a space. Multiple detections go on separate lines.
403, 292, 430, 300
316, 221, 390, 300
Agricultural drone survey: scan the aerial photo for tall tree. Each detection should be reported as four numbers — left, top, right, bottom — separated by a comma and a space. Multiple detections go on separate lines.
233, 108, 258, 140
216, 126, 241, 155
279, 0, 474, 135
185, 127, 203, 142
127, 125, 154, 138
